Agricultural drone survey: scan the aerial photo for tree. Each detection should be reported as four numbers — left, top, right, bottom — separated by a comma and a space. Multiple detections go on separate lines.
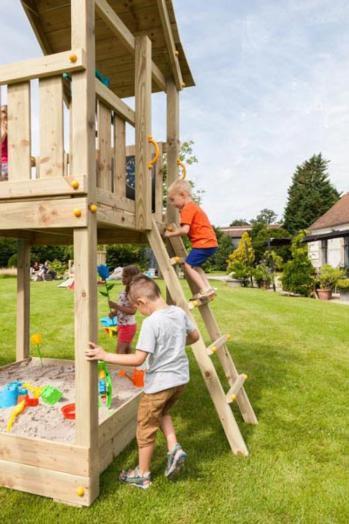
283, 154, 340, 234
229, 219, 250, 226
251, 208, 278, 226
227, 232, 255, 286
251, 223, 291, 264
162, 140, 204, 205
281, 231, 315, 296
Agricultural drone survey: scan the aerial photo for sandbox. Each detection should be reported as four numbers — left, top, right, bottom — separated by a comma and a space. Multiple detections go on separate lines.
0, 358, 142, 506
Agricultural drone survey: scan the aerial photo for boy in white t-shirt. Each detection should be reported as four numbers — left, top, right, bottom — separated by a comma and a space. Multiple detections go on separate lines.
86, 275, 199, 489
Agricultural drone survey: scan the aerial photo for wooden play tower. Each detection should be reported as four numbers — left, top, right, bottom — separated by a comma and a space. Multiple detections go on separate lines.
0, 0, 257, 506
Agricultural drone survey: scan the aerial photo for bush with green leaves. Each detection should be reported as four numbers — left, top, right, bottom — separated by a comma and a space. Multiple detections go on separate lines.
337, 278, 349, 290
317, 264, 345, 290
50, 259, 68, 279
281, 231, 315, 296
227, 232, 255, 286
253, 264, 272, 287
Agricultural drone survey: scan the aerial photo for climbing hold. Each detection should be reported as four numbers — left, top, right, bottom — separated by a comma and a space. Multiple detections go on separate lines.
76, 486, 85, 497
73, 209, 82, 218
69, 54, 78, 63
89, 204, 97, 213
71, 180, 79, 190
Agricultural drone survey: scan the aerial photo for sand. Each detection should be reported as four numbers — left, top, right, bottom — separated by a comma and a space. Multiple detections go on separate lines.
0, 359, 141, 443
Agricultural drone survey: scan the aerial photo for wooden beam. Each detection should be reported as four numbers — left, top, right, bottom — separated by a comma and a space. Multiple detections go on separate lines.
166, 80, 180, 225
21, 0, 54, 55
95, 0, 167, 92
71, 2, 99, 478
0, 459, 96, 507
16, 239, 31, 362
0, 49, 86, 86
0, 198, 88, 230
0, 176, 87, 200
135, 35, 152, 230
95, 80, 135, 125
97, 203, 136, 230
156, 0, 183, 89
0, 433, 90, 477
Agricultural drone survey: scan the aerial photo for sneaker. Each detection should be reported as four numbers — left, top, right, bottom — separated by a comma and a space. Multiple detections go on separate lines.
165, 443, 187, 479
119, 466, 152, 489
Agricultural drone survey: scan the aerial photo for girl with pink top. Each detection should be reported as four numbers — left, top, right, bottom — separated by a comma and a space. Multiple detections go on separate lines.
0, 105, 8, 181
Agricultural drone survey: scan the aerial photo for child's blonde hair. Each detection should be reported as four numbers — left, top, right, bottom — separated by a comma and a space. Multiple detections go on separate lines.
168, 179, 192, 197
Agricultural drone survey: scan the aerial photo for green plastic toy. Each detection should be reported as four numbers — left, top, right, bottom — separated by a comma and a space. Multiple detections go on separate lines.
98, 361, 112, 409
41, 385, 63, 406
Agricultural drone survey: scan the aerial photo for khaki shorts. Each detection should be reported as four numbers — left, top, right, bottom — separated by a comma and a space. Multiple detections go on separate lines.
136, 385, 186, 448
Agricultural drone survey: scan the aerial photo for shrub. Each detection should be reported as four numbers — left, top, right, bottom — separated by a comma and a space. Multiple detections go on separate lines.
7, 254, 17, 268
227, 232, 254, 286
253, 264, 272, 288
281, 231, 315, 296
50, 259, 68, 279
337, 278, 349, 290
316, 264, 345, 290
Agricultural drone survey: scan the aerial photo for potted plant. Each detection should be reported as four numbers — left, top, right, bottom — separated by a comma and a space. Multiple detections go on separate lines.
316, 264, 345, 300
337, 278, 349, 301
253, 264, 272, 289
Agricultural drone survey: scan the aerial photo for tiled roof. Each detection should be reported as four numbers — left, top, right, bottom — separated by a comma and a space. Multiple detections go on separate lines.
309, 193, 349, 230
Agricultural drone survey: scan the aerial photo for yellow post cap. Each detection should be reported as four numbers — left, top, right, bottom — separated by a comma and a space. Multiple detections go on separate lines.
69, 54, 78, 63
73, 209, 82, 218
76, 486, 85, 497
89, 204, 97, 213
71, 180, 79, 190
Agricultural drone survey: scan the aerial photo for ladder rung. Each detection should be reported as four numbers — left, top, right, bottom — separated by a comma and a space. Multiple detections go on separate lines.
207, 334, 230, 355
188, 293, 216, 310
226, 374, 247, 403
170, 256, 184, 266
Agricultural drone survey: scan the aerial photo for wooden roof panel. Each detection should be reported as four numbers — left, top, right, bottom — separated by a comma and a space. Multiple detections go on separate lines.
21, 0, 194, 97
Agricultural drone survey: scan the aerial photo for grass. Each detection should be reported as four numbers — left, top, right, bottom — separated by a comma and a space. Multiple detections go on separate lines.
0, 278, 349, 523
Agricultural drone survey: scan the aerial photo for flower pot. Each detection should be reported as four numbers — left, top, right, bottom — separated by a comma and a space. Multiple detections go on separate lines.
339, 289, 349, 302
317, 288, 332, 300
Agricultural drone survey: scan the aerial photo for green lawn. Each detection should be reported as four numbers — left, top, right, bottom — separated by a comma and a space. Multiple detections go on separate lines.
0, 277, 348, 523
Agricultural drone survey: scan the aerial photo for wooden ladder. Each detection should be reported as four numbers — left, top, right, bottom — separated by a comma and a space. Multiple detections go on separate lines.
147, 219, 257, 456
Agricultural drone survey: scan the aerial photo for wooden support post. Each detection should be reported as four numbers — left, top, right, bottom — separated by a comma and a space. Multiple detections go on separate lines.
16, 239, 31, 362
135, 35, 152, 230
166, 80, 180, 226
166, 80, 180, 303
71, 2, 99, 502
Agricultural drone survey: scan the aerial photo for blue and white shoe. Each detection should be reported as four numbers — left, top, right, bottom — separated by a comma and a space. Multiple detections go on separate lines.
165, 443, 187, 479
119, 466, 152, 489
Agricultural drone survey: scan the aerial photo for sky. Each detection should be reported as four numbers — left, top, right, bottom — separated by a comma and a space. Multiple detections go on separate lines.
1, 0, 349, 226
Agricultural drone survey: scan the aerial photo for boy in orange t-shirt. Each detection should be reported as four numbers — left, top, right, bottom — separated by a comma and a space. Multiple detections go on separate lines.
165, 180, 218, 299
